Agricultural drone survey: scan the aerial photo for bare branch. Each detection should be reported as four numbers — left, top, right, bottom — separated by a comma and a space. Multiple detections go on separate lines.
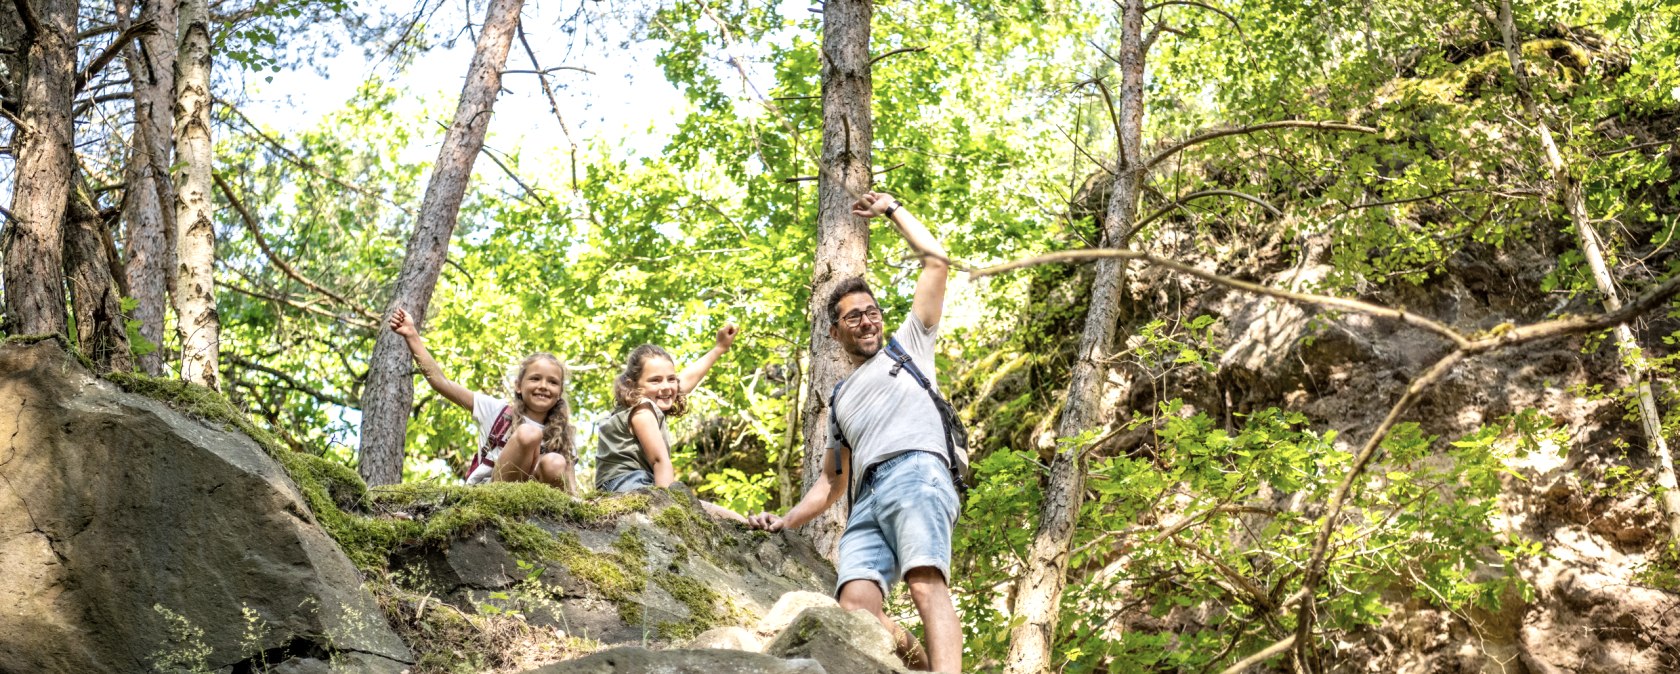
1144, 1, 1243, 36
477, 140, 549, 208
516, 23, 580, 192
869, 45, 926, 66
502, 66, 595, 76
1133, 189, 1282, 230
1216, 635, 1295, 674
225, 354, 357, 408
76, 20, 157, 93
213, 172, 379, 322
220, 282, 376, 330
782, 162, 904, 184
1145, 120, 1378, 170
966, 248, 1470, 347
218, 97, 417, 216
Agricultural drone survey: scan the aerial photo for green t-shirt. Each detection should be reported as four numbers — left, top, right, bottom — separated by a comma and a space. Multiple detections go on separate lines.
594, 399, 671, 489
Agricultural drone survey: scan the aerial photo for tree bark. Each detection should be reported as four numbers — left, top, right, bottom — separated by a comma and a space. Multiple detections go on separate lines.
1005, 1, 1145, 671
2, 0, 78, 336
171, 0, 218, 388
357, 0, 526, 486
120, 0, 178, 375
797, 0, 874, 558
63, 183, 133, 371
1490, 0, 1680, 544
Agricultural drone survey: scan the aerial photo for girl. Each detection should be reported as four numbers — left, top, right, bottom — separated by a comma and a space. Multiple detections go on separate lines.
596, 326, 747, 522
389, 308, 578, 492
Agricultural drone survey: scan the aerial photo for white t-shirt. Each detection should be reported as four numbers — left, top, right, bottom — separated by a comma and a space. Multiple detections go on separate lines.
466, 392, 544, 484
827, 313, 965, 497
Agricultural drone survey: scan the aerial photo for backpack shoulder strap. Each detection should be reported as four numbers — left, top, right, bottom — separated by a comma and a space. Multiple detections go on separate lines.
886, 337, 932, 391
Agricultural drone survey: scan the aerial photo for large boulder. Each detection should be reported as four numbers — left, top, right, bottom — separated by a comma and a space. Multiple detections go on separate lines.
0, 339, 411, 672
764, 607, 909, 674
526, 647, 824, 673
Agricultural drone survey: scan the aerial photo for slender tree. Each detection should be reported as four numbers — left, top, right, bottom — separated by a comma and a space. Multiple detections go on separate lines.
357, 0, 528, 486
1487, 0, 1680, 544
121, 0, 179, 375
1005, 1, 1145, 670
796, 0, 874, 557
172, 0, 218, 387
2, 0, 79, 336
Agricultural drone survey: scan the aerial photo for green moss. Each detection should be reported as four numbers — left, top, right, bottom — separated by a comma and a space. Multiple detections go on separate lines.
653, 499, 719, 560
652, 571, 726, 640
105, 370, 290, 459
500, 522, 650, 625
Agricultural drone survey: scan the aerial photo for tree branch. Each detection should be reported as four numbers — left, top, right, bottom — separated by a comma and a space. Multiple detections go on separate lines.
516, 23, 582, 193
12, 0, 39, 41
1144, 0, 1243, 36
213, 172, 379, 322
869, 45, 925, 66
782, 162, 903, 184
1216, 635, 1295, 674
76, 20, 157, 93
218, 97, 416, 216
1133, 189, 1282, 231
502, 66, 595, 76
225, 353, 356, 408
220, 282, 376, 330
966, 248, 1471, 348
1146, 120, 1378, 170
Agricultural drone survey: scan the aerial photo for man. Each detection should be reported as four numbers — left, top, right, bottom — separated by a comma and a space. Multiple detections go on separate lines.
749, 191, 964, 673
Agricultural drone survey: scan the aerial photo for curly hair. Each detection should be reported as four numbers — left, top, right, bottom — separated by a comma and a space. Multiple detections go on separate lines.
826, 276, 876, 324
612, 344, 689, 418
505, 352, 577, 460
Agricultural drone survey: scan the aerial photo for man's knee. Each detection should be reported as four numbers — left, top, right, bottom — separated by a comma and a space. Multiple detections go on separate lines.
904, 567, 950, 602
837, 579, 885, 612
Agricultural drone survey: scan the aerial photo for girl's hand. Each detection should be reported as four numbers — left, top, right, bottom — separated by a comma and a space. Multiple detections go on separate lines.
849, 191, 897, 219
389, 308, 419, 338
716, 324, 739, 350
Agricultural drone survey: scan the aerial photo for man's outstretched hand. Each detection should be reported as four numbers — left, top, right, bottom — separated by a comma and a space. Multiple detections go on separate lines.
747, 511, 786, 532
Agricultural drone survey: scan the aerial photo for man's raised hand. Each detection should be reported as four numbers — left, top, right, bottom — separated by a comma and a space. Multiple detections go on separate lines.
716, 324, 739, 350
850, 191, 897, 219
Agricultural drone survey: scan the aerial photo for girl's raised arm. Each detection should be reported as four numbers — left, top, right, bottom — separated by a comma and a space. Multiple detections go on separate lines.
389, 308, 475, 410
628, 405, 677, 487
678, 324, 737, 394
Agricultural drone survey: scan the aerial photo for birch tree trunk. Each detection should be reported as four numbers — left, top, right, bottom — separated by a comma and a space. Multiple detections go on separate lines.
2, 0, 78, 336
121, 0, 178, 375
357, 0, 526, 486
171, 0, 218, 388
797, 0, 874, 558
1005, 1, 1146, 670
1491, 0, 1680, 543
63, 184, 134, 371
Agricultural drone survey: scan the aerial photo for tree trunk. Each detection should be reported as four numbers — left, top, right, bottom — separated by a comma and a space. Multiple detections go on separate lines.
1490, 0, 1680, 544
171, 0, 218, 388
797, 0, 874, 558
779, 350, 803, 511
357, 0, 527, 486
2, 0, 79, 336
63, 183, 134, 372
1005, 1, 1145, 671
120, 0, 179, 376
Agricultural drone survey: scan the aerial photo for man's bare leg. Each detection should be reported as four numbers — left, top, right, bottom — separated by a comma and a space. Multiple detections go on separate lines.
838, 579, 931, 669
905, 567, 960, 673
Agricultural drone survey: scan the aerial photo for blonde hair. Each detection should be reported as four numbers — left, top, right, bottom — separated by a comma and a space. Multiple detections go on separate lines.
505, 352, 577, 460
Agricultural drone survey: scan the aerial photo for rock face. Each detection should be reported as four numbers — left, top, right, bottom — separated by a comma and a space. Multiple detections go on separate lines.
0, 340, 412, 673
527, 647, 825, 673
764, 607, 908, 674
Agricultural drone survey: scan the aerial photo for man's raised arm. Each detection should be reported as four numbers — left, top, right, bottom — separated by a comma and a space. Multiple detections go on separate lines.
851, 192, 948, 328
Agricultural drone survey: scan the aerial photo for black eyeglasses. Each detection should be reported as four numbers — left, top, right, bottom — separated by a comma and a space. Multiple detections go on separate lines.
839, 307, 883, 328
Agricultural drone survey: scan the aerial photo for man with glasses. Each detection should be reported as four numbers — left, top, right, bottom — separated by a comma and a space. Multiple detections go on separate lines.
749, 191, 964, 673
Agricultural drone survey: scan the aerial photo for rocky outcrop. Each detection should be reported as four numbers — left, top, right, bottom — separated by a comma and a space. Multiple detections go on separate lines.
0, 339, 412, 672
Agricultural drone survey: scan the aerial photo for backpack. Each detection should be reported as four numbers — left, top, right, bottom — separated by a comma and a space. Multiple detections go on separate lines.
830, 336, 973, 509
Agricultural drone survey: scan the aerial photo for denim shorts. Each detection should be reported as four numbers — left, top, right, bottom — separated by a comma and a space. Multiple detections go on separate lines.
598, 470, 655, 493
835, 451, 960, 598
